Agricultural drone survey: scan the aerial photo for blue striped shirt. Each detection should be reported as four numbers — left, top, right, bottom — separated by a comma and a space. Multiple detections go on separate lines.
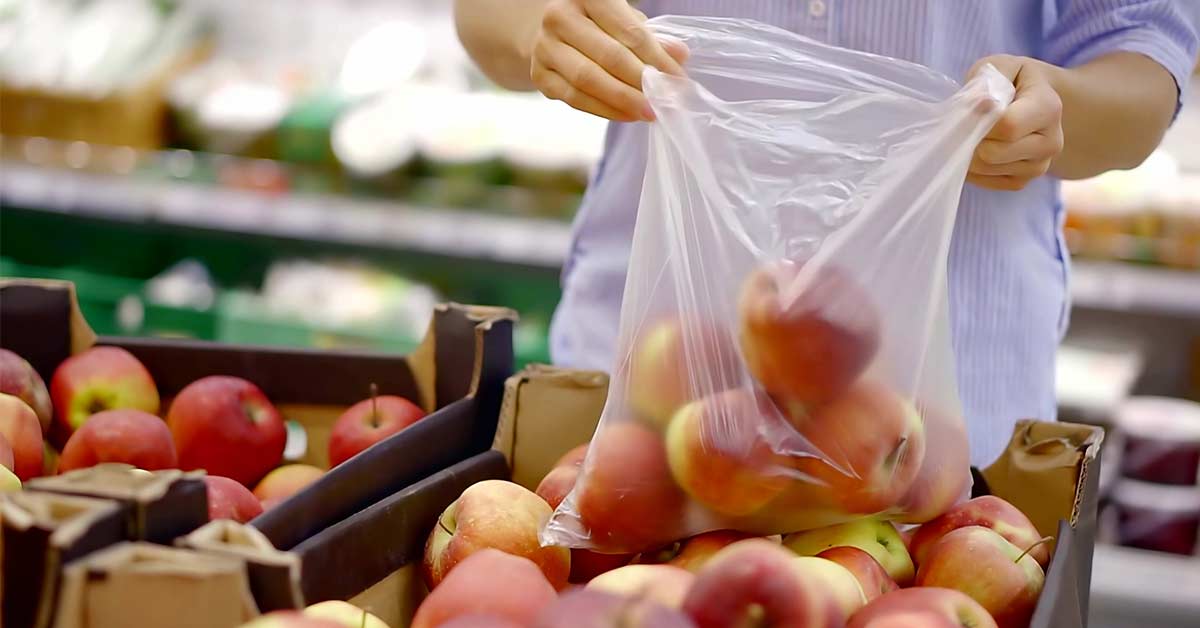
549, 0, 1198, 465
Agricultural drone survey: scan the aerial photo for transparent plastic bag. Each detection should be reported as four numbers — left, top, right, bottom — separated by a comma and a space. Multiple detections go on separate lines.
543, 16, 1014, 553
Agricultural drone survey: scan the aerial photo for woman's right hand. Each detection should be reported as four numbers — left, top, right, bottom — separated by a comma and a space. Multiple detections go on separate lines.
529, 0, 689, 122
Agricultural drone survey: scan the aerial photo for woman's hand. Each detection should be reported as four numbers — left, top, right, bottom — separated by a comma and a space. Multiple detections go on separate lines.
529, 0, 689, 122
966, 55, 1065, 191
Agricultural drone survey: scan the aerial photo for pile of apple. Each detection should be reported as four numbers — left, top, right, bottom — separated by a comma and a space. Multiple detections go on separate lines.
541, 261, 971, 552
411, 461, 1052, 628
0, 346, 426, 522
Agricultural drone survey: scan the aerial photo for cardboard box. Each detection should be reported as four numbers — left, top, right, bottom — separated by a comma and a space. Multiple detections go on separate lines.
177, 520, 304, 613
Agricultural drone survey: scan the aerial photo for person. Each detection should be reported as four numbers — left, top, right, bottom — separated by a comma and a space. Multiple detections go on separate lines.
454, 0, 1197, 465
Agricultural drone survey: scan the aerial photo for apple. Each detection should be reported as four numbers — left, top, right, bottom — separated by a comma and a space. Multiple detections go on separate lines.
327, 393, 426, 467
167, 376, 286, 487
817, 546, 898, 602
895, 407, 971, 524
667, 530, 758, 573
738, 261, 880, 414
794, 381, 926, 514
915, 526, 1045, 628
254, 464, 324, 508
50, 346, 160, 447
910, 496, 1050, 569
626, 317, 740, 430
587, 564, 695, 609
412, 549, 557, 628
570, 550, 634, 583
0, 432, 13, 471
665, 389, 791, 516
57, 409, 177, 473
303, 601, 389, 628
847, 588, 998, 628
682, 539, 864, 628
0, 464, 19, 492
554, 443, 590, 468
575, 422, 686, 552
783, 517, 915, 586
239, 612, 344, 628
424, 479, 570, 590
533, 588, 696, 628
0, 348, 52, 433
205, 475, 265, 523
0, 393, 44, 480
439, 616, 524, 628
537, 464, 580, 512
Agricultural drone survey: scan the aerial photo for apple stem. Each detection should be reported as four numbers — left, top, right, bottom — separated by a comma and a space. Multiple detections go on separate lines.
369, 382, 380, 428
360, 610, 367, 628
437, 513, 453, 536
1016, 536, 1054, 564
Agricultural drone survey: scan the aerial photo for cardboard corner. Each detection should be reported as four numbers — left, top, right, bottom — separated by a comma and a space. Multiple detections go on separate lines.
0, 279, 95, 379
493, 364, 609, 491
178, 521, 305, 613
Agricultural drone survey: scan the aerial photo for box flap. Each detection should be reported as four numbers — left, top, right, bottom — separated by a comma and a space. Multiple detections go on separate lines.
52, 543, 257, 628
494, 364, 608, 491
0, 280, 94, 380
178, 521, 304, 612
983, 420, 1105, 539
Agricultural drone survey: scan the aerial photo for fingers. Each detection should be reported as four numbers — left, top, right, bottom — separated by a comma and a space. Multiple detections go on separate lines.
533, 34, 650, 120
968, 156, 1052, 179
588, 1, 685, 75
986, 81, 1062, 142
974, 132, 1061, 165
531, 63, 639, 122
967, 173, 1031, 192
552, 8, 649, 89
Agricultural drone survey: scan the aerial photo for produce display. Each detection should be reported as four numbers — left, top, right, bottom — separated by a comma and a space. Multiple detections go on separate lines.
0, 343, 428, 527
241, 601, 390, 628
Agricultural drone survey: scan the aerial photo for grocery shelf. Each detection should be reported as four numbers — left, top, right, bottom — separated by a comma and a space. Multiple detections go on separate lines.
1089, 544, 1200, 628
1071, 260, 1200, 317
0, 161, 573, 270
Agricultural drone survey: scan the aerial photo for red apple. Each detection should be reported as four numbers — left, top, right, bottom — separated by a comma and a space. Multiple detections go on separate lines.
0, 433, 13, 471
683, 539, 864, 628
0, 348, 52, 433
738, 261, 880, 414
626, 317, 740, 430
554, 443, 590, 468
327, 394, 425, 467
574, 422, 686, 552
50, 346, 159, 447
536, 464, 580, 511
412, 549, 556, 628
587, 564, 695, 609
667, 530, 758, 573
254, 464, 324, 507
915, 526, 1045, 628
0, 393, 44, 480
205, 475, 265, 523
783, 518, 915, 586
570, 550, 634, 583
239, 612, 344, 628
794, 381, 926, 514
910, 496, 1050, 569
847, 587, 998, 628
895, 407, 971, 524
533, 588, 696, 628
440, 616, 524, 628
424, 479, 570, 591
817, 547, 898, 602
168, 376, 286, 487
57, 409, 177, 473
302, 600, 389, 628
665, 389, 791, 516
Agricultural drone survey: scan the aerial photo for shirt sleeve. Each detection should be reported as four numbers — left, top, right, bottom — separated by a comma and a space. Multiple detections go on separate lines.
1043, 0, 1198, 114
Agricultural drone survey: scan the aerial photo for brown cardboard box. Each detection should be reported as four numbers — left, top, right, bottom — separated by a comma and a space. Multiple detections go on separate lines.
0, 492, 126, 628
177, 520, 304, 613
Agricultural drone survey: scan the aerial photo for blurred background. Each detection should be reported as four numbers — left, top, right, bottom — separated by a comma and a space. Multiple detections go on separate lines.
0, 2, 1196, 624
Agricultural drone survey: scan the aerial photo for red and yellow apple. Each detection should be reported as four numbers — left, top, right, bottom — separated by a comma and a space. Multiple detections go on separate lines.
440, 616, 524, 628
895, 407, 971, 524
423, 479, 570, 591
50, 346, 159, 447
327, 394, 426, 467
667, 530, 758, 573
57, 409, 177, 473
536, 463, 581, 512
794, 382, 926, 514
915, 526, 1045, 628
738, 261, 880, 414
0, 348, 52, 433
0, 463, 19, 492
817, 546, 898, 602
784, 517, 915, 586
205, 475, 265, 523
587, 564, 695, 609
575, 422, 686, 552
534, 588, 697, 628
254, 464, 325, 509
0, 432, 12, 471
847, 587, 998, 628
666, 389, 791, 516
412, 549, 556, 628
683, 539, 864, 628
168, 376, 286, 487
910, 496, 1050, 568
627, 317, 740, 430
302, 601, 389, 628
0, 392, 44, 480
239, 612, 344, 628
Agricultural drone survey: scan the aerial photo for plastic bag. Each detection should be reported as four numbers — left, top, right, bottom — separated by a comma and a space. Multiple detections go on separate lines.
543, 16, 1014, 553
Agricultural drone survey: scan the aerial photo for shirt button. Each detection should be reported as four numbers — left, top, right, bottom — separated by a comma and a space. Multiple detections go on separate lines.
809, 0, 827, 17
